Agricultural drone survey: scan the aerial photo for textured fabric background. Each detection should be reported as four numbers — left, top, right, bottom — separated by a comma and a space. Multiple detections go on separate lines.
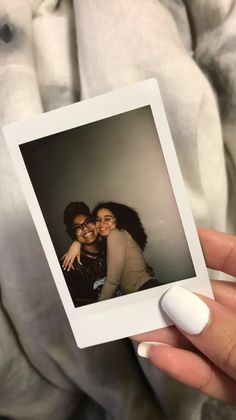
0, 1, 236, 419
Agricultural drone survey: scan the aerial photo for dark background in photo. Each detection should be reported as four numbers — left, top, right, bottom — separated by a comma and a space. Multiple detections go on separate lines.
20, 106, 195, 283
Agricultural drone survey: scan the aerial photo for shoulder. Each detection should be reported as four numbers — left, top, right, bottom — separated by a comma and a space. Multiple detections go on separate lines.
109, 228, 124, 236
107, 228, 128, 244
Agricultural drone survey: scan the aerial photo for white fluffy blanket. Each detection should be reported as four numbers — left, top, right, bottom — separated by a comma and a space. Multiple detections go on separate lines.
0, 1, 235, 419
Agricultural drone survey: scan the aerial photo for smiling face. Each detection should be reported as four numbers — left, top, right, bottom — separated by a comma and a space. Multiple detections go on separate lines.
72, 214, 98, 245
95, 208, 117, 237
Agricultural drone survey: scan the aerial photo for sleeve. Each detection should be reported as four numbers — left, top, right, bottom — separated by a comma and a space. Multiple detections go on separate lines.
98, 229, 126, 301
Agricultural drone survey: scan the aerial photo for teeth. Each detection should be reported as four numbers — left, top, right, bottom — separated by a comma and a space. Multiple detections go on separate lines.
84, 232, 93, 237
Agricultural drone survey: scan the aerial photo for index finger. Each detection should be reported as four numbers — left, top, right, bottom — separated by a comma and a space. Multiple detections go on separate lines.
198, 228, 236, 277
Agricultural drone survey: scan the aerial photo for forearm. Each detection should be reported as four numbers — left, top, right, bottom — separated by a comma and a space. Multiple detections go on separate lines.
98, 281, 119, 301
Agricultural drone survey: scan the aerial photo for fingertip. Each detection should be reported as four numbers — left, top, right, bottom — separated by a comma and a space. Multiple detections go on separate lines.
137, 342, 170, 358
137, 342, 150, 358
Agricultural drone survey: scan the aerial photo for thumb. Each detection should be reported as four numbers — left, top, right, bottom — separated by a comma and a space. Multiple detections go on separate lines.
161, 286, 236, 380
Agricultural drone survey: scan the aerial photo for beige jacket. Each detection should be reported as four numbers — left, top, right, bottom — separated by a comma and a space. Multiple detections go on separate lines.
98, 229, 151, 301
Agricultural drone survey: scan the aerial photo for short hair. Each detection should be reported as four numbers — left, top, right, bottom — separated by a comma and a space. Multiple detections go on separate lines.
64, 201, 90, 240
92, 202, 147, 250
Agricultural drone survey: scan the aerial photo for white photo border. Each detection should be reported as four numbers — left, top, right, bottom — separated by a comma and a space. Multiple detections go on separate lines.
3, 79, 213, 348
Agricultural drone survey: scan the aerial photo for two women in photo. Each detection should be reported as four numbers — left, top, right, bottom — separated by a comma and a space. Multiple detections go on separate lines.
62, 201, 159, 306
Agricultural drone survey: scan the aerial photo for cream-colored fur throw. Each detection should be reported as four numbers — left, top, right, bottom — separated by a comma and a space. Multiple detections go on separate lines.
0, 1, 235, 419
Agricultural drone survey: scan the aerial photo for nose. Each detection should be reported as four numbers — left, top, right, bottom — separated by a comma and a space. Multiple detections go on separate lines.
82, 224, 90, 233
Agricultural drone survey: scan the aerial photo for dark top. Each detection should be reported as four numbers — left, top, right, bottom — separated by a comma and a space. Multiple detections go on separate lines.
64, 249, 107, 307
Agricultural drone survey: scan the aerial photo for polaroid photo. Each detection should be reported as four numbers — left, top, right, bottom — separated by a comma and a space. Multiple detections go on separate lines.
3, 79, 213, 348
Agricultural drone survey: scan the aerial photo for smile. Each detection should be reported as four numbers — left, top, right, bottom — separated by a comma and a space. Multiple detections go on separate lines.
83, 231, 94, 238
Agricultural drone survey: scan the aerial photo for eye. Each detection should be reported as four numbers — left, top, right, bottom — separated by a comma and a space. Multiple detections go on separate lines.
105, 216, 113, 222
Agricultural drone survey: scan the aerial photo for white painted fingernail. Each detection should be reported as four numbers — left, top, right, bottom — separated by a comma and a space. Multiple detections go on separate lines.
137, 342, 170, 358
161, 286, 210, 335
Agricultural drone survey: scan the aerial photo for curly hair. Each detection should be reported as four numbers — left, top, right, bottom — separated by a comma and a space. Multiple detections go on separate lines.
63, 201, 90, 240
92, 202, 147, 250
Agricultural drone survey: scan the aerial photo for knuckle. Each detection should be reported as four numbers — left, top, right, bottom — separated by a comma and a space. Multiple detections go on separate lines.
199, 368, 214, 394
219, 335, 236, 379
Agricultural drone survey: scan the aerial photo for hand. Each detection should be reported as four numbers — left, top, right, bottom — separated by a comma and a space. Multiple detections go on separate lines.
61, 241, 81, 271
133, 228, 236, 404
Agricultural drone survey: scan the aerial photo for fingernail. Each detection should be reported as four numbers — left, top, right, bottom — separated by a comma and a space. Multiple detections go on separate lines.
138, 342, 170, 358
161, 286, 210, 335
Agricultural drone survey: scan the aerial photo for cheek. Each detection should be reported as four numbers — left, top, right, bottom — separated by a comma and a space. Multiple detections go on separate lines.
76, 233, 83, 242
96, 223, 101, 231
92, 228, 97, 237
98, 226, 110, 236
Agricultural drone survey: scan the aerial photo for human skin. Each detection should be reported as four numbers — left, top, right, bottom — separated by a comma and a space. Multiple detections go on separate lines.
72, 214, 98, 250
62, 214, 98, 269
95, 208, 117, 237
133, 228, 236, 404
62, 208, 117, 269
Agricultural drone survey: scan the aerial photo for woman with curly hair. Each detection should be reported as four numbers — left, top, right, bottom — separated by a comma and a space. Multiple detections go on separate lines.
92, 202, 147, 250
92, 202, 159, 300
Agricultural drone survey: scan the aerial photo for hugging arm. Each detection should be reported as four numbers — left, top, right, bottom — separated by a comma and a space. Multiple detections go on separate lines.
61, 241, 81, 271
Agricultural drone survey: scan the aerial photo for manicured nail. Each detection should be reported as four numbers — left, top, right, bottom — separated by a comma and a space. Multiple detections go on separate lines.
138, 342, 170, 358
161, 286, 210, 335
